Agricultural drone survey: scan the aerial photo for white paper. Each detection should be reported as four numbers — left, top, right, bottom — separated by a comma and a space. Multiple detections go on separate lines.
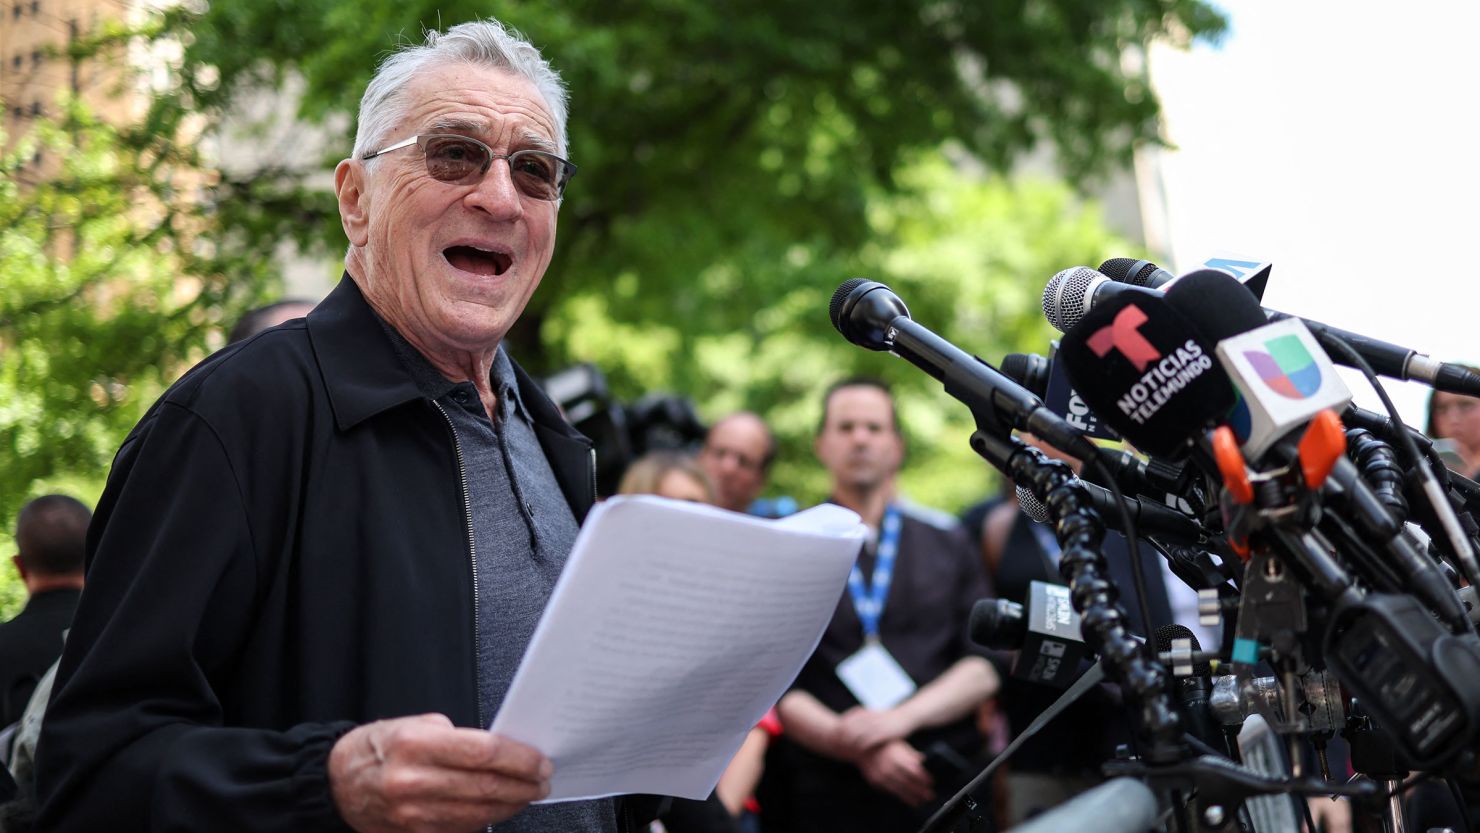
489, 496, 865, 802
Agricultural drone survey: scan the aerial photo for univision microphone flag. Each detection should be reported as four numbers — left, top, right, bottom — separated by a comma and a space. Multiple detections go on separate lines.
1215, 318, 1353, 459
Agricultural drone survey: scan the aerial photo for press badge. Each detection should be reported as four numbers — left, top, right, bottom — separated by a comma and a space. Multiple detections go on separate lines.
836, 640, 917, 710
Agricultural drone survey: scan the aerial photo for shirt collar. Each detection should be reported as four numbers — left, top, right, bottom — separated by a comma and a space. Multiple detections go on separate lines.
370, 295, 531, 425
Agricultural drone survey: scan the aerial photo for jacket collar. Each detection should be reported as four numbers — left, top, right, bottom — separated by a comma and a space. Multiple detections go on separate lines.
307, 275, 426, 431
307, 274, 595, 518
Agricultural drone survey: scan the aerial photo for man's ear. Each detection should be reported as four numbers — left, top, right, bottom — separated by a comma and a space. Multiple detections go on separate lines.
11, 553, 27, 582
335, 158, 370, 247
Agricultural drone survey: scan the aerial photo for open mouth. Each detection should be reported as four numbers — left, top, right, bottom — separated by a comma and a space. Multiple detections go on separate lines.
444, 245, 512, 276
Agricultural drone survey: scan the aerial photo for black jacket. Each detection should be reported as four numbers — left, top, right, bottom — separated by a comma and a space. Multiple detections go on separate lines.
0, 587, 80, 726
35, 277, 610, 832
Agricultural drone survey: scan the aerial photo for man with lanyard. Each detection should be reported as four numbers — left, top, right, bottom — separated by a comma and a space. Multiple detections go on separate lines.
769, 377, 998, 833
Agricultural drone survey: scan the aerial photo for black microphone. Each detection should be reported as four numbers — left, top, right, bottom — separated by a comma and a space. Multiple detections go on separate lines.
1015, 483, 1205, 546
999, 352, 1050, 397
829, 279, 1097, 459
1000, 351, 1122, 441
1083, 447, 1192, 503
1054, 290, 1237, 458
968, 581, 1089, 688
1153, 624, 1220, 752
1099, 257, 1177, 290
1053, 260, 1480, 396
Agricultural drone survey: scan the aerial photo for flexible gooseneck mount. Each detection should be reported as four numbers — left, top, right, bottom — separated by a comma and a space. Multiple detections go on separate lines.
970, 429, 1187, 764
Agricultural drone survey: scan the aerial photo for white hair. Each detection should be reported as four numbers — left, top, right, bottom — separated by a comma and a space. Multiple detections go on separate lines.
352, 19, 570, 160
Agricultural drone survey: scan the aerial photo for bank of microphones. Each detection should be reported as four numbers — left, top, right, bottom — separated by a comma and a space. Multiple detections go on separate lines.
828, 259, 1480, 833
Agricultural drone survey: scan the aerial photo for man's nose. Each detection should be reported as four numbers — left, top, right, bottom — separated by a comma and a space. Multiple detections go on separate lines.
464, 159, 524, 219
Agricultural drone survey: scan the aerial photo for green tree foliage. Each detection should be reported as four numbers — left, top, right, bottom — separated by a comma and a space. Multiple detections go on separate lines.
159, 0, 1223, 339
543, 156, 1138, 510
148, 0, 1219, 500
1, 2, 1224, 614
0, 99, 279, 616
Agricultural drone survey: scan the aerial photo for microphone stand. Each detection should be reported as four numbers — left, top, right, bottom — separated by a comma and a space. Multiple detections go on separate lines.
918, 429, 1187, 833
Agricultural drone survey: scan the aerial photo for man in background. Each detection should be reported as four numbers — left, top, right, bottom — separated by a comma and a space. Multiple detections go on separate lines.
227, 299, 318, 344
768, 378, 997, 832
0, 495, 89, 728
699, 412, 793, 517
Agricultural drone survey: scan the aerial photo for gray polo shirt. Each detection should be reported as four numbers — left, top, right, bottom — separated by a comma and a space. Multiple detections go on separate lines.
381, 322, 615, 833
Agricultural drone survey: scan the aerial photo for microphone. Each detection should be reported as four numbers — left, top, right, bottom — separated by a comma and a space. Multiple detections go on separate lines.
1042, 266, 1160, 333
1084, 448, 1192, 504
1166, 270, 1472, 631
1166, 270, 1355, 460
999, 352, 1050, 397
830, 279, 1097, 459
1054, 259, 1480, 395
968, 581, 1089, 688
1000, 351, 1120, 440
1015, 483, 1205, 546
1236, 714, 1304, 832
1098, 257, 1177, 289
1054, 290, 1237, 458
1153, 624, 1220, 753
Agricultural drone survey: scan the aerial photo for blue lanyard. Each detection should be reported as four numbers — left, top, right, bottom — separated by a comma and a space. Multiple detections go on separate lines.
848, 504, 901, 640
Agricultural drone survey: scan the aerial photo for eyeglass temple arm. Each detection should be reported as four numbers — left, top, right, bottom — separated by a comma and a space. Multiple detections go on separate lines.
361, 135, 421, 161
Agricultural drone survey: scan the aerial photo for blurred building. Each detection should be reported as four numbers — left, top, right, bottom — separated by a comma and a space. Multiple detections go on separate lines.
0, 0, 154, 177
2, 0, 339, 296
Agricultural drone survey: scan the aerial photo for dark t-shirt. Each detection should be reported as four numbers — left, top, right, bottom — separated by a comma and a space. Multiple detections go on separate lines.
768, 503, 992, 833
792, 504, 993, 713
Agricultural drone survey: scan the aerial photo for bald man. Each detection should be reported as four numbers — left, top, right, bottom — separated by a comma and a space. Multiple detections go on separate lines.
698, 412, 777, 514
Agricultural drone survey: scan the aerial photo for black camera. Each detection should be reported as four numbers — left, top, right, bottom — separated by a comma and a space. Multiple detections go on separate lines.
540, 363, 707, 497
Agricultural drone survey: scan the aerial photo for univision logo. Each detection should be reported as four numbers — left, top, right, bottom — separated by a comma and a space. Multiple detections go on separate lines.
1242, 334, 1322, 399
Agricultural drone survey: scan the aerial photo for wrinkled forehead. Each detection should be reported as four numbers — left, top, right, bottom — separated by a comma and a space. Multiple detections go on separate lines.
398, 63, 559, 151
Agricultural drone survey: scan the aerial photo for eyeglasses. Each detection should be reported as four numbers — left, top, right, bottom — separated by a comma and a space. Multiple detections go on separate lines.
700, 444, 767, 474
361, 134, 577, 201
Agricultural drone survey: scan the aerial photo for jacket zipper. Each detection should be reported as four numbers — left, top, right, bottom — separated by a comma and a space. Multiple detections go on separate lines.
431, 400, 483, 731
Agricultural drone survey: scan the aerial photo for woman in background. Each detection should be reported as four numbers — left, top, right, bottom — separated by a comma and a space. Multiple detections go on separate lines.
1426, 372, 1480, 478
617, 451, 714, 503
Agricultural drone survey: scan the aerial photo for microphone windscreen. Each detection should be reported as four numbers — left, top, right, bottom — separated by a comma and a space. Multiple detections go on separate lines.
1163, 269, 1268, 342
829, 278, 871, 332
1015, 485, 1050, 523
969, 598, 1026, 651
1058, 293, 1236, 458
1099, 258, 1174, 289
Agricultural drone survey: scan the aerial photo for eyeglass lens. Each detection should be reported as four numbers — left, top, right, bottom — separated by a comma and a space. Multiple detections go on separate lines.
422, 135, 565, 200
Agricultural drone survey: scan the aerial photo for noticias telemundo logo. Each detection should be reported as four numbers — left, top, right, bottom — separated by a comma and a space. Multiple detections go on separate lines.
1243, 334, 1322, 400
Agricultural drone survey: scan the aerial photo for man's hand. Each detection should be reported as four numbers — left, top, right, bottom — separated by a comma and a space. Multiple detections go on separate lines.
329, 714, 552, 833
857, 739, 934, 807
834, 706, 916, 759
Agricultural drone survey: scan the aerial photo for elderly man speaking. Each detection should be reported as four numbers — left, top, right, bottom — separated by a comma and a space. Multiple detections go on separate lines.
35, 20, 635, 833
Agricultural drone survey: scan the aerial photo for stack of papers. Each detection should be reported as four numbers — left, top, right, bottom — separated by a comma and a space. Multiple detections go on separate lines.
490, 496, 865, 801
